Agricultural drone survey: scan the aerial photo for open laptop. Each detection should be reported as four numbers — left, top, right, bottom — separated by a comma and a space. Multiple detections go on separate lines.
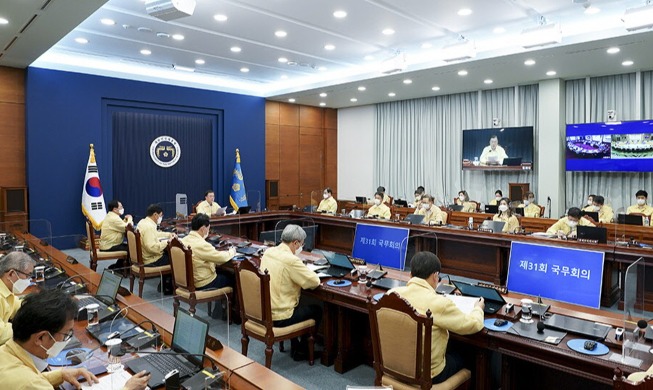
503, 157, 522, 166
75, 270, 122, 322
303, 205, 317, 212
617, 213, 644, 226
577, 225, 608, 244
479, 220, 505, 233
394, 199, 408, 207
236, 206, 251, 214
513, 207, 525, 216
452, 281, 506, 314
448, 204, 464, 212
484, 205, 498, 214
372, 278, 407, 290
355, 196, 367, 204
125, 309, 210, 388
404, 214, 425, 225
311, 249, 355, 277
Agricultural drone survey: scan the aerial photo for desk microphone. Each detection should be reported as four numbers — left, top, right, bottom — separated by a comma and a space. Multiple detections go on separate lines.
537, 321, 545, 334
57, 274, 88, 295
636, 319, 648, 341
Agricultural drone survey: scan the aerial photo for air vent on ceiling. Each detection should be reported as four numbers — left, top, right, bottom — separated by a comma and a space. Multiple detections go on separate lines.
3, 37, 18, 52
19, 14, 39, 34
40, 0, 54, 11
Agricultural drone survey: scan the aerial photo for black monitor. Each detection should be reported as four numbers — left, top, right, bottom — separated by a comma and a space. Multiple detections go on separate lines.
577, 226, 607, 244
514, 207, 525, 216
355, 196, 367, 204
236, 206, 251, 214
484, 205, 498, 214
580, 210, 599, 222
394, 199, 408, 207
617, 213, 644, 226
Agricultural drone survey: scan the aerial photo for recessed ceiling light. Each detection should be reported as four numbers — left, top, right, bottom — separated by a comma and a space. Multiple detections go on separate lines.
484, 79, 493, 84
319, 102, 326, 107
546, 70, 557, 76
195, 59, 205, 65
458, 70, 468, 76
524, 59, 536, 66
275, 30, 287, 38
319, 92, 327, 97
100, 18, 115, 26
137, 27, 152, 33
230, 46, 241, 52
156, 32, 170, 38
606, 47, 620, 54
364, 55, 374, 61
350, 98, 358, 102
214, 14, 228, 22
358, 86, 366, 91
622, 60, 634, 66
318, 66, 327, 71
388, 92, 396, 97
493, 27, 506, 34
278, 57, 288, 63
240, 67, 250, 73
457, 8, 473, 16
432, 86, 441, 91
75, 37, 88, 44
382, 28, 395, 35
172, 34, 184, 41
421, 43, 432, 49
174, 65, 194, 72
0, 17, 8, 25
324, 44, 335, 51
140, 49, 151, 55
288, 98, 296, 103
584, 6, 600, 15
280, 75, 288, 79
403, 79, 412, 84
333, 10, 347, 18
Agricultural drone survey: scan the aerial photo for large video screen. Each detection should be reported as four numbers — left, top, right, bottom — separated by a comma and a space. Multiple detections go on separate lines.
566, 120, 653, 172
352, 223, 409, 269
507, 242, 604, 309
461, 127, 534, 170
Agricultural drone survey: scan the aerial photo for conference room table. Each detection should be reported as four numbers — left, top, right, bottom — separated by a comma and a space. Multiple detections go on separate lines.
13, 232, 303, 390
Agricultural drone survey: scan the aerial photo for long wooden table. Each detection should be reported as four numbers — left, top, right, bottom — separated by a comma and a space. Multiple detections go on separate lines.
16, 232, 303, 390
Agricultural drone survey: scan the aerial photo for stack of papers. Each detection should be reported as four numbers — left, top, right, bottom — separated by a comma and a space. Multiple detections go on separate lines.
444, 294, 481, 314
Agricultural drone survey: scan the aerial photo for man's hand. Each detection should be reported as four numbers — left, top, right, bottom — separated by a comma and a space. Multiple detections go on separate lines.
228, 247, 237, 258
61, 367, 99, 389
474, 297, 485, 311
124, 370, 151, 390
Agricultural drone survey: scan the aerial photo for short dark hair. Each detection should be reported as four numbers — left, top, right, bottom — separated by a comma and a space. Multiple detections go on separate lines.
636, 190, 648, 198
524, 191, 534, 198
107, 200, 120, 211
495, 190, 502, 196
490, 135, 498, 140
421, 194, 434, 203
593, 195, 605, 205
146, 204, 163, 216
13, 290, 77, 342
191, 213, 210, 231
204, 190, 214, 197
374, 191, 384, 199
377, 186, 385, 193
588, 194, 596, 200
324, 187, 332, 194
417, 186, 425, 193
567, 207, 582, 218
410, 252, 441, 279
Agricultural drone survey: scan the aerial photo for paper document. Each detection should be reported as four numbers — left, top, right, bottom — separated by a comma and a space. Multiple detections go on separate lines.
307, 263, 329, 272
444, 294, 480, 314
80, 369, 133, 389
316, 272, 331, 278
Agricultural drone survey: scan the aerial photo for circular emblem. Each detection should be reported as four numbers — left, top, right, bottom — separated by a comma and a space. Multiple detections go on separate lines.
85, 177, 103, 197
150, 136, 181, 168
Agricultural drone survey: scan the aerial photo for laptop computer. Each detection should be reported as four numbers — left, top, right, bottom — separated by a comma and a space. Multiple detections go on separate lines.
484, 205, 498, 214
236, 246, 259, 256
236, 206, 251, 214
75, 270, 122, 322
617, 213, 644, 226
404, 214, 425, 225
311, 249, 355, 277
513, 207, 525, 216
303, 205, 317, 212
577, 225, 608, 244
503, 157, 522, 166
372, 278, 407, 290
448, 204, 464, 212
125, 309, 210, 388
479, 220, 505, 233
394, 199, 408, 207
452, 281, 506, 314
355, 196, 367, 204
581, 210, 599, 222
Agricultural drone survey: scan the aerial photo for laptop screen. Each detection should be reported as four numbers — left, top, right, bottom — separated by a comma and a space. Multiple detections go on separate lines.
312, 249, 354, 270
453, 281, 505, 304
172, 309, 209, 365
96, 271, 122, 302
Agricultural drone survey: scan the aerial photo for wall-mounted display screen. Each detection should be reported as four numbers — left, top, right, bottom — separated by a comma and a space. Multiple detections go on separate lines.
462, 127, 534, 170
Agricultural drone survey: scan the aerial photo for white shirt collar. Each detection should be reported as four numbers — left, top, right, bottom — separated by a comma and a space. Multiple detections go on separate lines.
26, 349, 49, 372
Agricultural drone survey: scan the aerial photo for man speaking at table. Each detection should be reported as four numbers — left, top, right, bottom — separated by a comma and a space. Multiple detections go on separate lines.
389, 252, 485, 384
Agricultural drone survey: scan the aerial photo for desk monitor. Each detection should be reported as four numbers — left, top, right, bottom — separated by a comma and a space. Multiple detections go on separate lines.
581, 210, 599, 222
503, 157, 522, 166
352, 223, 409, 269
484, 205, 498, 214
448, 205, 464, 212
507, 242, 605, 309
355, 196, 367, 204
236, 206, 251, 214
513, 207, 524, 216
479, 220, 505, 233
394, 199, 408, 207
577, 225, 608, 244
618, 213, 644, 226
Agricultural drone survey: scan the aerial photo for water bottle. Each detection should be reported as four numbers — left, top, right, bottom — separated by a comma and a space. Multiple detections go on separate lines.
644, 216, 650, 226
468, 217, 474, 230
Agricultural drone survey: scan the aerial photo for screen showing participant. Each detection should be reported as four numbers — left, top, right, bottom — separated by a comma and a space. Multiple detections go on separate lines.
461, 127, 534, 170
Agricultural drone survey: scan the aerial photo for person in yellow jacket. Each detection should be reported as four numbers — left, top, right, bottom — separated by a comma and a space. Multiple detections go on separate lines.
367, 192, 391, 219
493, 198, 520, 233
196, 190, 224, 217
517, 192, 542, 218
0, 252, 34, 345
590, 195, 614, 223
414, 194, 446, 225
316, 187, 338, 214
390, 252, 484, 384
546, 207, 595, 238
455, 190, 476, 213
488, 190, 503, 206
136, 204, 174, 294
100, 199, 133, 269
626, 190, 653, 226
0, 289, 150, 390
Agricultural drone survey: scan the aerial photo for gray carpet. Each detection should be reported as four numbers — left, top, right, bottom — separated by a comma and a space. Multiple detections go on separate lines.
64, 248, 374, 389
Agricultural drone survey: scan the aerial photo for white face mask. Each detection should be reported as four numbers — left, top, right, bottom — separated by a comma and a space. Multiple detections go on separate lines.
41, 332, 70, 358
11, 272, 31, 294
373, 199, 381, 206
157, 216, 163, 225
118, 208, 125, 216
459, 195, 465, 201
294, 245, 303, 256
422, 203, 431, 210
587, 199, 593, 205
637, 198, 646, 206
523, 200, 530, 206
592, 205, 600, 212
498, 204, 508, 212
323, 193, 329, 199
495, 196, 501, 201
203, 228, 209, 239
567, 220, 578, 228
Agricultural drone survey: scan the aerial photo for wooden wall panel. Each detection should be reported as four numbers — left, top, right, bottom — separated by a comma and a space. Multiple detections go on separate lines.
265, 101, 280, 125
279, 104, 299, 126
299, 106, 322, 128
324, 108, 337, 129
0, 67, 25, 104
278, 125, 300, 207
265, 124, 280, 180
299, 129, 323, 205
324, 127, 338, 197
0, 67, 26, 188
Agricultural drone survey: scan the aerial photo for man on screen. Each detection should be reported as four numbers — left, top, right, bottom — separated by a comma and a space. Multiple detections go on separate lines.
479, 135, 508, 165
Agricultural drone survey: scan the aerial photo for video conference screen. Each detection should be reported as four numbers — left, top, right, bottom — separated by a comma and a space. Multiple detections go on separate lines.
507, 242, 605, 309
566, 120, 653, 172
461, 126, 534, 170
352, 223, 409, 269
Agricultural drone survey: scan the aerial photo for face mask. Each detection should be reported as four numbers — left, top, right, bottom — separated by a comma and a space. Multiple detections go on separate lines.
11, 272, 31, 294
323, 193, 329, 199
41, 332, 70, 358
498, 205, 508, 212
567, 220, 578, 228
587, 199, 592, 205
459, 195, 465, 201
157, 216, 163, 225
523, 200, 530, 206
374, 199, 381, 206
203, 228, 209, 239
495, 196, 501, 201
118, 208, 125, 216
294, 245, 303, 256
592, 205, 600, 212
637, 199, 646, 206
422, 203, 431, 210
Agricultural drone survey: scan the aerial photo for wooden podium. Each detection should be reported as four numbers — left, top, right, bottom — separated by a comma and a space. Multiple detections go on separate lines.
508, 183, 529, 202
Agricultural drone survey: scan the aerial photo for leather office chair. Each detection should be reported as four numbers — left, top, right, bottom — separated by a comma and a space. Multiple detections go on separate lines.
125, 224, 171, 298
538, 205, 546, 218
234, 258, 315, 368
368, 292, 471, 390
167, 237, 233, 321
614, 367, 653, 389
86, 218, 127, 272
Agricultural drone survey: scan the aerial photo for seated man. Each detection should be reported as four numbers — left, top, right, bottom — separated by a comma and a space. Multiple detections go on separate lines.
389, 252, 484, 384
591, 195, 614, 223
0, 289, 150, 390
627, 190, 653, 225
546, 207, 595, 238
136, 204, 174, 294
517, 191, 542, 218
196, 190, 223, 217
260, 224, 321, 360
479, 135, 508, 165
100, 199, 133, 269
0, 252, 35, 345
316, 187, 338, 214
367, 192, 391, 219
414, 194, 446, 225
489, 190, 502, 206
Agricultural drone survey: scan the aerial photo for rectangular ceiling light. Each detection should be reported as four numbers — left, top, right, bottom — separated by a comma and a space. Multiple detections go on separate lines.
623, 4, 653, 31
173, 65, 195, 72
380, 53, 407, 74
441, 40, 476, 62
520, 23, 562, 48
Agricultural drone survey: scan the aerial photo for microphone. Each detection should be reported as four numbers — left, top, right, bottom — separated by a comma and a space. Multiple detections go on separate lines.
57, 274, 89, 295
547, 197, 552, 219
537, 321, 545, 334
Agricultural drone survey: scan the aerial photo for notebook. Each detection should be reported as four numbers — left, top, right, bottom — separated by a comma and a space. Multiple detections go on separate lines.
404, 214, 425, 225
452, 281, 506, 314
372, 278, 407, 290
355, 196, 367, 204
75, 270, 122, 322
311, 249, 355, 277
125, 309, 210, 388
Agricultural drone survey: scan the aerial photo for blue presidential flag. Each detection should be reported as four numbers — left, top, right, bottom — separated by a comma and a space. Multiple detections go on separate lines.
229, 149, 248, 211
81, 144, 107, 230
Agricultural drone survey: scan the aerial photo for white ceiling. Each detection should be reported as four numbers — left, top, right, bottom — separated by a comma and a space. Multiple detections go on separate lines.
1, 0, 652, 108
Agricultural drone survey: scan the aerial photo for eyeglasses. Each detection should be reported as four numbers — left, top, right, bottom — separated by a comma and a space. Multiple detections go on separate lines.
12, 269, 32, 279
52, 329, 74, 342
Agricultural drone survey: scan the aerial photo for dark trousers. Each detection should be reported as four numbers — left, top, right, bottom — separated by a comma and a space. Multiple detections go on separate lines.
101, 243, 128, 252
273, 303, 322, 330
432, 350, 464, 384
197, 273, 234, 291
146, 253, 172, 293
